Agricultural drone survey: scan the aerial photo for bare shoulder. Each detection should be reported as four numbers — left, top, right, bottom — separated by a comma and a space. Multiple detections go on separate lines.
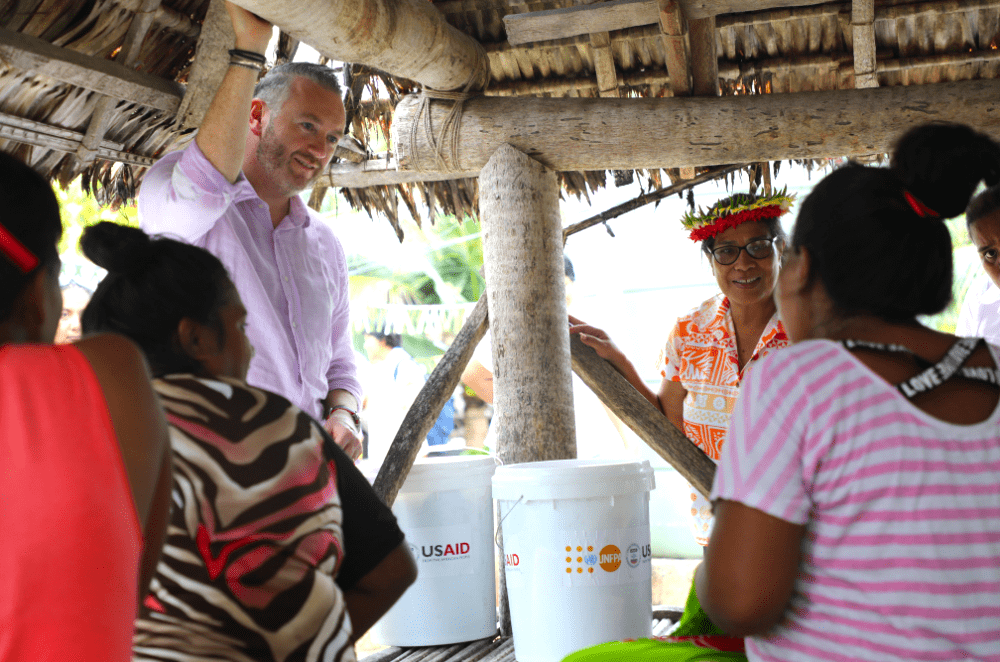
74, 333, 150, 383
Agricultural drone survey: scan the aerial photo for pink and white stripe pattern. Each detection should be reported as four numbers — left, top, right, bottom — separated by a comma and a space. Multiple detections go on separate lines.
713, 339, 1000, 661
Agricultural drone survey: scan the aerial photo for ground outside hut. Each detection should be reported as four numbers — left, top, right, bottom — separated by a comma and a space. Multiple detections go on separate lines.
4, 0, 1000, 659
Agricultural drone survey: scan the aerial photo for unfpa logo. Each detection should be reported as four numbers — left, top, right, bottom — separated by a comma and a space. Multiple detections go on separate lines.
599, 544, 621, 572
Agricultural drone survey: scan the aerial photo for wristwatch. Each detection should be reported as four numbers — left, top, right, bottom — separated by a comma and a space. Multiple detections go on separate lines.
328, 405, 361, 429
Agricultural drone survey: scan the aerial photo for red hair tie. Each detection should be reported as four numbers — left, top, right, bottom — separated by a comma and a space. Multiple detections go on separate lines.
0, 222, 39, 273
903, 190, 939, 219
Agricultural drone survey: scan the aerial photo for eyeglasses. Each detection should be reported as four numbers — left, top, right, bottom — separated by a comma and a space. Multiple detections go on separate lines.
710, 237, 782, 265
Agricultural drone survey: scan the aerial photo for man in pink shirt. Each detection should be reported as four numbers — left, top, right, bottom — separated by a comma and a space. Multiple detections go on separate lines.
138, 2, 363, 458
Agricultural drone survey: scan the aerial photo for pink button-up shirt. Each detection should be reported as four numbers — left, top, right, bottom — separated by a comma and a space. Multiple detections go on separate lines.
138, 142, 361, 419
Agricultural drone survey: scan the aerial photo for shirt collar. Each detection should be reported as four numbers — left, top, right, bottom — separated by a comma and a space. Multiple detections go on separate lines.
232, 171, 262, 204
285, 193, 312, 229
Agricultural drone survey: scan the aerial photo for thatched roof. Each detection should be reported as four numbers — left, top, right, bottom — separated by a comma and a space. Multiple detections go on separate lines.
2, 0, 999, 230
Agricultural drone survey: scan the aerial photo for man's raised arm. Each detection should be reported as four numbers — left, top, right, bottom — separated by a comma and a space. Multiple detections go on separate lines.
196, 3, 272, 182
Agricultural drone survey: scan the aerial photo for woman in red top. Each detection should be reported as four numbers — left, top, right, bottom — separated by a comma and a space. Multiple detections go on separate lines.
0, 152, 172, 662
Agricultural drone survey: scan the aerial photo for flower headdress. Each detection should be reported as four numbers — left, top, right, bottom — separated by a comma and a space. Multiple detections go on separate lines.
681, 189, 796, 242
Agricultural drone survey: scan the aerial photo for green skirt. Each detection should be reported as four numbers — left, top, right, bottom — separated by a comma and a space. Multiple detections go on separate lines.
561, 579, 746, 662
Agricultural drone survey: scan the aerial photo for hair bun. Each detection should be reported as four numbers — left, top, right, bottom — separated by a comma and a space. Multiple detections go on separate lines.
80, 222, 153, 274
891, 123, 1000, 219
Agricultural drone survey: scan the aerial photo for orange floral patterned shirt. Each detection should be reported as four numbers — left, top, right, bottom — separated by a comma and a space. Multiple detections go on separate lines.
659, 294, 788, 545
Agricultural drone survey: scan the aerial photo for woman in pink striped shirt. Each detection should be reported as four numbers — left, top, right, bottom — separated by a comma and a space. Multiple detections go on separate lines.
698, 123, 1000, 661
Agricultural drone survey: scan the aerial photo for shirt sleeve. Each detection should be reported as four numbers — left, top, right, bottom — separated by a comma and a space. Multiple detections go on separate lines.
711, 348, 813, 525
660, 321, 684, 382
138, 141, 254, 243
322, 427, 405, 591
323, 230, 363, 406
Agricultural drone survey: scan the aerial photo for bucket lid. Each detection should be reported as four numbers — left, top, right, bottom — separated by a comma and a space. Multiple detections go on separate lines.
398, 455, 499, 493
492, 459, 655, 501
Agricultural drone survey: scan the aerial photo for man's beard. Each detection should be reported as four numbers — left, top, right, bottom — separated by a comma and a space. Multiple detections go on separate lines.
256, 125, 322, 195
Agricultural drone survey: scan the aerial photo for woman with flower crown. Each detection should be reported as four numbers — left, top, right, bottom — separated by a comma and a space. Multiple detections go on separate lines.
567, 190, 794, 661
571, 188, 795, 547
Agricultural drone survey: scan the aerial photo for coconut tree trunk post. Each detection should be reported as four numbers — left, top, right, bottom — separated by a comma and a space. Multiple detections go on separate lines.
480, 143, 576, 635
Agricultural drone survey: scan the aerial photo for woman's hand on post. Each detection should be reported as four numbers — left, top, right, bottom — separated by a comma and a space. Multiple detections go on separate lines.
569, 314, 626, 368
569, 314, 663, 412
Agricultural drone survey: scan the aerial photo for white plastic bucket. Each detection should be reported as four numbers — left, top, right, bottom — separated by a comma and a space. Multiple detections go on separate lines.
493, 459, 656, 662
371, 455, 499, 646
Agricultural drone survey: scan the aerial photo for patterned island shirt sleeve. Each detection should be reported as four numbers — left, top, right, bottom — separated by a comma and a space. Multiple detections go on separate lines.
660, 320, 685, 382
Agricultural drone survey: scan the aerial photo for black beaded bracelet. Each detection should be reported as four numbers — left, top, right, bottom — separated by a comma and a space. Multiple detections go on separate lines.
228, 48, 266, 63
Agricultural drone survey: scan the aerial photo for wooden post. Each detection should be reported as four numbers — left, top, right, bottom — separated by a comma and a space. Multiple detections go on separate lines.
175, 0, 236, 134
480, 144, 576, 464
480, 144, 576, 636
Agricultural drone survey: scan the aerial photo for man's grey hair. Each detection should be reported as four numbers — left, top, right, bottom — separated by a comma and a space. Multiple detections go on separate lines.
253, 62, 343, 116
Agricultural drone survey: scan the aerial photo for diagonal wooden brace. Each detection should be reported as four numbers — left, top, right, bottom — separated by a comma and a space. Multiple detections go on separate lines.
373, 294, 489, 507
570, 334, 715, 497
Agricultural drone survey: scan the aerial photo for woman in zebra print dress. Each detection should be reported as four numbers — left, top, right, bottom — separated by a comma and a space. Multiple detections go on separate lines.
81, 222, 417, 662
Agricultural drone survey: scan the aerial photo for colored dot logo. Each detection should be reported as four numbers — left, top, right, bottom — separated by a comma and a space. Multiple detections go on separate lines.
599, 544, 622, 572
566, 543, 597, 574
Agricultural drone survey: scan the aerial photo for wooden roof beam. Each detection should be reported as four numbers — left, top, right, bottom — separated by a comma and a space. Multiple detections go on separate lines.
227, 0, 488, 92
0, 27, 183, 112
387, 78, 1000, 175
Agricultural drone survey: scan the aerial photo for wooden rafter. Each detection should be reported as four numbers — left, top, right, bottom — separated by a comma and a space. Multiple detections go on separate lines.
0, 113, 155, 167
688, 16, 718, 97
76, 0, 164, 168
659, 0, 692, 96
503, 0, 658, 46
852, 0, 877, 89
589, 32, 620, 98
0, 27, 183, 112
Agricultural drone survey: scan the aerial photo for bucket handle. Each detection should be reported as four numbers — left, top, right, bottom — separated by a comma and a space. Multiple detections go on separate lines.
494, 495, 523, 549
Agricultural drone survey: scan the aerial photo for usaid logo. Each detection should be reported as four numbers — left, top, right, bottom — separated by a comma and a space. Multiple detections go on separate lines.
421, 542, 471, 558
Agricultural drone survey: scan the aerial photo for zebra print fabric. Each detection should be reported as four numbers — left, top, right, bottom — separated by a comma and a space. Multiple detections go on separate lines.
133, 375, 355, 662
